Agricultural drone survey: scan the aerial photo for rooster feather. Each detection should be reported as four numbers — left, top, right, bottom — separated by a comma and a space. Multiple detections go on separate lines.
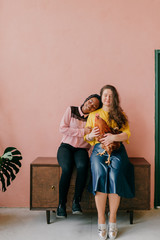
95, 114, 121, 165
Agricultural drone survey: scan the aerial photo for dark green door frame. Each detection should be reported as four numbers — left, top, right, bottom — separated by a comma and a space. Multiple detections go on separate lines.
155, 50, 160, 207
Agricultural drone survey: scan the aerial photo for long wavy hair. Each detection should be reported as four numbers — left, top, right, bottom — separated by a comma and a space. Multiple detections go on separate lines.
100, 85, 128, 129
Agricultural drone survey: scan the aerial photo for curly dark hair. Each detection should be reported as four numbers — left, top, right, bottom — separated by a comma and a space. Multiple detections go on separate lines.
100, 85, 128, 129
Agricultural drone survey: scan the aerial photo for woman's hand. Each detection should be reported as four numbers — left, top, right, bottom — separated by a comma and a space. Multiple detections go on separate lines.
101, 132, 128, 146
84, 127, 92, 135
86, 127, 100, 141
89, 127, 100, 138
100, 133, 115, 146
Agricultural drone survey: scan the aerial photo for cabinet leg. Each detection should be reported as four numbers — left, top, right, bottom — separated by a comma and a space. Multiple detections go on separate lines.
129, 210, 133, 224
46, 210, 50, 224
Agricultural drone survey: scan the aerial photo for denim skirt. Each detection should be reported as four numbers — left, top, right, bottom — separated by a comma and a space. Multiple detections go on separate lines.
89, 143, 135, 198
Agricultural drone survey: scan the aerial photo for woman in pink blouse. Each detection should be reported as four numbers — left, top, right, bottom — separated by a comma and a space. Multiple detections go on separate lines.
56, 94, 102, 218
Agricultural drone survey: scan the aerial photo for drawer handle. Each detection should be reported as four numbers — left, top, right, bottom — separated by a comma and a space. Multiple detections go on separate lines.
51, 185, 55, 191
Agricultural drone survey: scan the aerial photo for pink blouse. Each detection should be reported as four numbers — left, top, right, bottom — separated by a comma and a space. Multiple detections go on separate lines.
59, 106, 91, 149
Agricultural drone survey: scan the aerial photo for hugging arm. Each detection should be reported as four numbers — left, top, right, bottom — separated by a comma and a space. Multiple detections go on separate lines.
100, 132, 128, 147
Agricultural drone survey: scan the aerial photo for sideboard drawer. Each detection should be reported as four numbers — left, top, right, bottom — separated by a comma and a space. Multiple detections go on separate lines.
30, 157, 60, 210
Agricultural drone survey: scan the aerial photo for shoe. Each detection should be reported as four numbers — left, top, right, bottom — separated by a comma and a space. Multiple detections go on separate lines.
56, 204, 67, 218
98, 226, 107, 240
108, 223, 118, 239
72, 200, 82, 215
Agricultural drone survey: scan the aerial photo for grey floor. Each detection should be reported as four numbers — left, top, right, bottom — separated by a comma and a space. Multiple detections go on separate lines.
0, 208, 160, 240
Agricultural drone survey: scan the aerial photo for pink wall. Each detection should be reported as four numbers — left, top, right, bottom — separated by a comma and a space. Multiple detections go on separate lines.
0, 0, 159, 208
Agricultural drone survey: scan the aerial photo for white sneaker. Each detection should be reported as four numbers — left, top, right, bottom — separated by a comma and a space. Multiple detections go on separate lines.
108, 223, 118, 239
98, 227, 107, 240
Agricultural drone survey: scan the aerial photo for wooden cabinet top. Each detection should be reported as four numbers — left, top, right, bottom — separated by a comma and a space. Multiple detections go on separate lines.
30, 157, 150, 167
129, 157, 150, 167
31, 157, 59, 166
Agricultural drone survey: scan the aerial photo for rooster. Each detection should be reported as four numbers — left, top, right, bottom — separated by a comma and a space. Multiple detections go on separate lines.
95, 114, 121, 165
0, 147, 22, 191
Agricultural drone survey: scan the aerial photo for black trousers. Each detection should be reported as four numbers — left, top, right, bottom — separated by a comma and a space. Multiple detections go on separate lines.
57, 143, 89, 205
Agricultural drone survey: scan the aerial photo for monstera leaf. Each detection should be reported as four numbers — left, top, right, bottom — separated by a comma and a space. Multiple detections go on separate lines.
0, 147, 22, 191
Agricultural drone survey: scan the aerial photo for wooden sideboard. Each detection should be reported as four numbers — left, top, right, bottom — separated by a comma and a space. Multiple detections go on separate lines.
30, 157, 150, 224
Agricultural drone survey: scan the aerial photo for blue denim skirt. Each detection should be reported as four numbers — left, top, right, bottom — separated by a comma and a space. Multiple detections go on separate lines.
89, 143, 135, 198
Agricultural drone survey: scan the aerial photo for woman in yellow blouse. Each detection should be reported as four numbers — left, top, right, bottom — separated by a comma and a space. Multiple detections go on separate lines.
84, 85, 135, 240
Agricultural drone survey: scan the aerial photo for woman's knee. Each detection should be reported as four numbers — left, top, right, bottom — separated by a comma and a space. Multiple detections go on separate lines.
75, 150, 89, 172
61, 164, 72, 176
91, 158, 106, 178
91, 155, 101, 170
76, 162, 88, 174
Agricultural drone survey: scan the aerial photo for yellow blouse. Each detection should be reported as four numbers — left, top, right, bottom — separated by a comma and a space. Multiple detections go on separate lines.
84, 108, 131, 146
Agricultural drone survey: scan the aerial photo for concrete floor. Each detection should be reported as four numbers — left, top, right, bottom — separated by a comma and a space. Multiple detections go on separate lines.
0, 208, 160, 240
